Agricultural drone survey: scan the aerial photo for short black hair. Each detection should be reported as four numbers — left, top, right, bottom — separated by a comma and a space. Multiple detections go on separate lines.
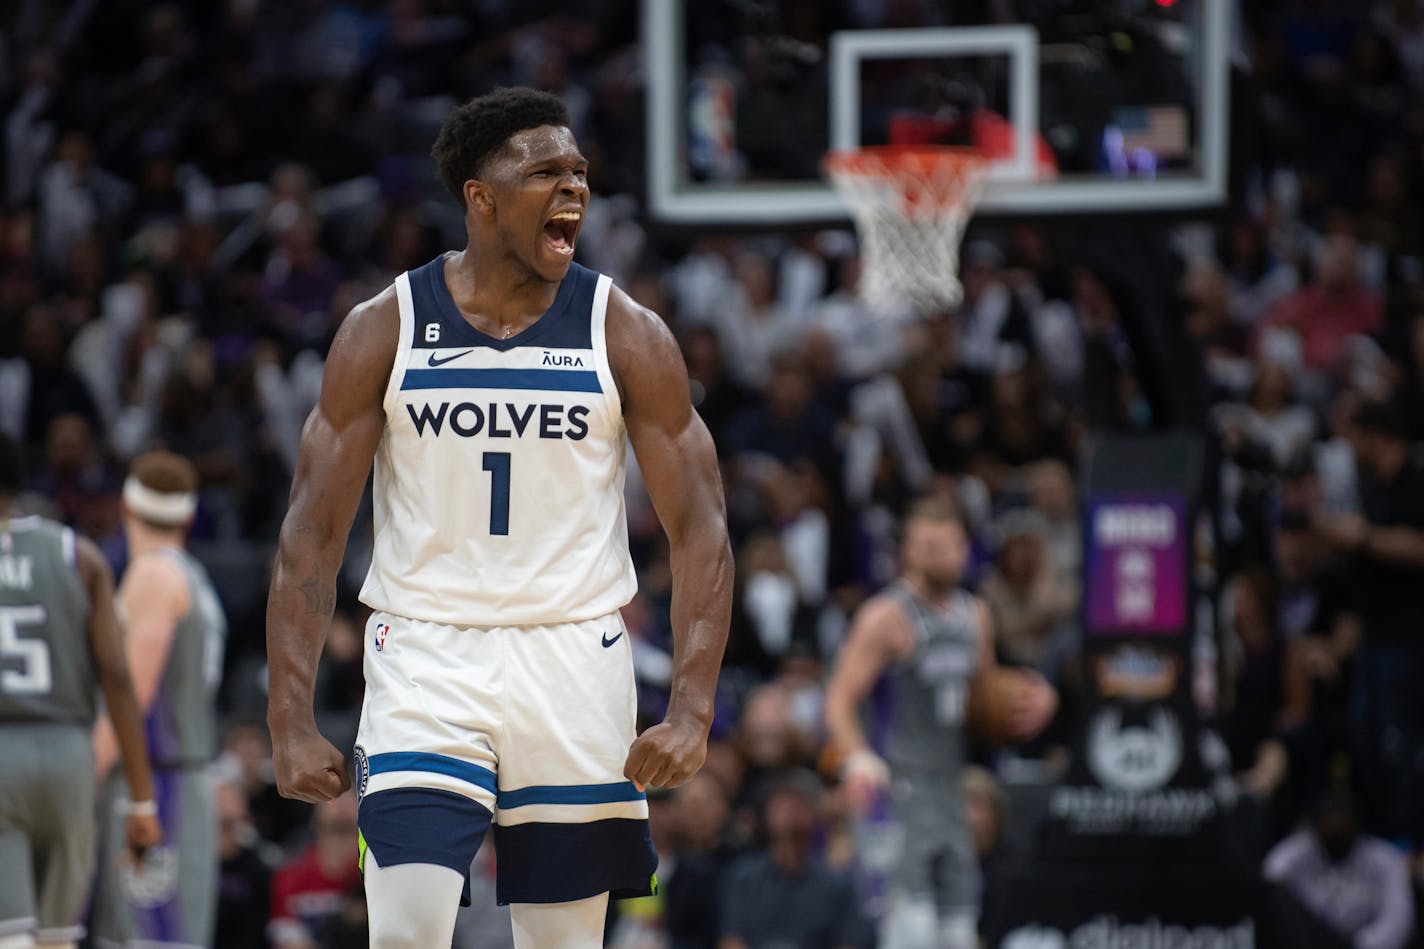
1352, 399, 1406, 440
432, 87, 572, 207
0, 432, 21, 496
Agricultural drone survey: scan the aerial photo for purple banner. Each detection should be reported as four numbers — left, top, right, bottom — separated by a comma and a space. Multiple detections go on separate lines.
1084, 493, 1187, 634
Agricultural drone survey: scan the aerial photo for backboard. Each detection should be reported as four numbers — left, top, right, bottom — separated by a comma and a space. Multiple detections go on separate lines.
645, 0, 1232, 223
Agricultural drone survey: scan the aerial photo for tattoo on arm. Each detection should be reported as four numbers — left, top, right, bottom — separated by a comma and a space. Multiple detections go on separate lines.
298, 577, 336, 616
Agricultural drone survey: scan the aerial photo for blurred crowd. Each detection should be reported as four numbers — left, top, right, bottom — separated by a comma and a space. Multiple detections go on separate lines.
3, 0, 1424, 947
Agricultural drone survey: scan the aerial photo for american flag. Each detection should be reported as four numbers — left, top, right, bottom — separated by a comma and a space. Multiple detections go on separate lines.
1111, 105, 1190, 159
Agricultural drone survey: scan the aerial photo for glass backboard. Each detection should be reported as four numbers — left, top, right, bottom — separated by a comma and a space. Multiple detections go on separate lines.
646, 0, 1231, 222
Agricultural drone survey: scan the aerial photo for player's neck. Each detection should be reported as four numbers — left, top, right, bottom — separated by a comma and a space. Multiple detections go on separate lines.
451, 247, 562, 327
901, 571, 957, 605
126, 521, 184, 558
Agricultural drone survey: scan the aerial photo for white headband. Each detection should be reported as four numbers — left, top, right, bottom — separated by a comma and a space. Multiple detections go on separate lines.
123, 476, 196, 526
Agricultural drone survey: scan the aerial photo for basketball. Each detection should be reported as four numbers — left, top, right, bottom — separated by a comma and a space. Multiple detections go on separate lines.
967, 666, 1039, 745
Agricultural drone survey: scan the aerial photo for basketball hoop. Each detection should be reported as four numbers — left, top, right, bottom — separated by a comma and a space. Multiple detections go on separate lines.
824, 146, 988, 315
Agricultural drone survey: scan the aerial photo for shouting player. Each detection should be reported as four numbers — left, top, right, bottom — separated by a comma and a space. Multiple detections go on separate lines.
266, 87, 732, 948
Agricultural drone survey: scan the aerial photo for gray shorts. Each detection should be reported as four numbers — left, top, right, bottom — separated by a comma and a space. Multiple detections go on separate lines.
0, 723, 95, 943
888, 766, 979, 915
91, 765, 217, 949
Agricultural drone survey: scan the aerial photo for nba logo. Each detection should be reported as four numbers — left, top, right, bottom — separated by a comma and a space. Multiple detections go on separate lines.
374, 622, 390, 652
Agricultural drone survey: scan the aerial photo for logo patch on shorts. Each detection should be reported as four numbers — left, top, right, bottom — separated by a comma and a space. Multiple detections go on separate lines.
354, 745, 370, 797
122, 845, 179, 906
601, 629, 623, 648
373, 622, 391, 652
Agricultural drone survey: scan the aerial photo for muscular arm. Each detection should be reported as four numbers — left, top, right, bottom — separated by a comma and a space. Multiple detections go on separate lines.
824, 595, 912, 757
608, 287, 732, 788
80, 537, 155, 807
266, 289, 397, 801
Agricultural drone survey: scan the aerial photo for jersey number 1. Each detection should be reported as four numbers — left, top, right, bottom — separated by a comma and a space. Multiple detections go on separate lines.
482, 452, 511, 536
0, 605, 50, 695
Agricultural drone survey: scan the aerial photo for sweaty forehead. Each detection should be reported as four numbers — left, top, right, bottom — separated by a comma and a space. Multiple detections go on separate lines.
500, 125, 581, 166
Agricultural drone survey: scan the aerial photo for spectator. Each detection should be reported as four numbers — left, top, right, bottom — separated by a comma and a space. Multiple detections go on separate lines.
1229, 358, 1318, 470
978, 510, 1076, 678
715, 252, 801, 389
963, 766, 1008, 939
1220, 567, 1311, 823
728, 533, 816, 678
1318, 400, 1424, 849
214, 774, 272, 949
1027, 459, 1081, 592
971, 351, 1074, 492
1273, 510, 1359, 795
10, 307, 102, 449
718, 771, 869, 949
684, 325, 757, 456
1218, 217, 1299, 327
1264, 789, 1415, 949
1257, 233, 1382, 374
269, 791, 363, 949
665, 774, 734, 949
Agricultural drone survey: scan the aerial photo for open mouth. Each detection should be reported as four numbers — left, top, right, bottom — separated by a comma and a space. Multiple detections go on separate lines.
543, 210, 581, 256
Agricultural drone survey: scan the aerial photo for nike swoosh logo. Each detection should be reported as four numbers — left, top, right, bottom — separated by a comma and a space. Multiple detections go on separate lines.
601, 630, 623, 648
427, 349, 474, 367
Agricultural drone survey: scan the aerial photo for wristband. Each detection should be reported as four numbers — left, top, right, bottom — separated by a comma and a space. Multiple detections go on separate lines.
842, 748, 890, 785
125, 799, 158, 817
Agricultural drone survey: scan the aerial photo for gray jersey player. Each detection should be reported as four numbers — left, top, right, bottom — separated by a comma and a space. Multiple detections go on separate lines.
0, 434, 161, 949
90, 451, 226, 949
825, 495, 1057, 949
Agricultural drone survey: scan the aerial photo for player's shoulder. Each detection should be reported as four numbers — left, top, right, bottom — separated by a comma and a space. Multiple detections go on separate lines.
852, 590, 916, 654
322, 283, 401, 401
337, 283, 401, 350
604, 279, 676, 352
857, 590, 911, 626
603, 279, 686, 402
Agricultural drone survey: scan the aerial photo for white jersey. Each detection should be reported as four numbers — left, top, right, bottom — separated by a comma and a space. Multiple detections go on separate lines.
358, 255, 637, 627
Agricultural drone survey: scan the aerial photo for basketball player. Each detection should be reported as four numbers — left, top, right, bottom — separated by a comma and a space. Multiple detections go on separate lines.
0, 434, 162, 949
266, 88, 732, 948
90, 452, 226, 948
825, 496, 1057, 949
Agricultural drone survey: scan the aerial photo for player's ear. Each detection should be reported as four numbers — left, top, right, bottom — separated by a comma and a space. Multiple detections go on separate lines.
466, 179, 494, 215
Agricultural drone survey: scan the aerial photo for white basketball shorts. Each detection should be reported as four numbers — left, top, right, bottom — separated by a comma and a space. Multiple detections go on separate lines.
352, 609, 657, 905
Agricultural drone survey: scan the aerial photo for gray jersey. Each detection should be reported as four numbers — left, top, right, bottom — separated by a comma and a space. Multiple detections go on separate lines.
874, 582, 982, 913
876, 582, 980, 773
142, 547, 225, 767
0, 516, 94, 726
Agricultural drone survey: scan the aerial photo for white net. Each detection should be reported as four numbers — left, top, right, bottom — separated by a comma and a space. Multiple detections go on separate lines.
825, 147, 988, 316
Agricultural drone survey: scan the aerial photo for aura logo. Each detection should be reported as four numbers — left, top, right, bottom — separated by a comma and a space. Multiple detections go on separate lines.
373, 622, 391, 652
542, 352, 585, 367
